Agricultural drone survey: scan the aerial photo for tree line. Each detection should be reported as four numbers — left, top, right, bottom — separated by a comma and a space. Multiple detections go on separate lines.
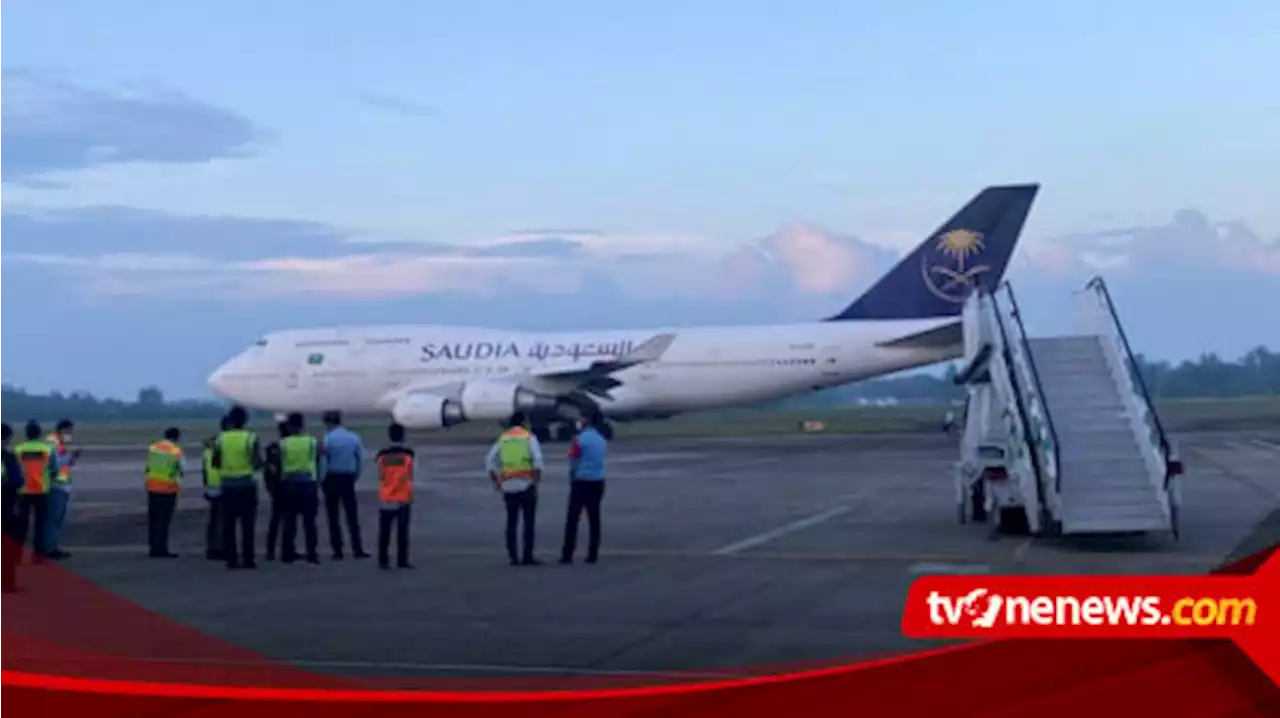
2, 346, 1276, 421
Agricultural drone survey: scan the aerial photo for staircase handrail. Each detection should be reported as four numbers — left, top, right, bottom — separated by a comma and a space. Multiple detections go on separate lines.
985, 287, 1047, 511
1084, 276, 1173, 487
1000, 281, 1063, 494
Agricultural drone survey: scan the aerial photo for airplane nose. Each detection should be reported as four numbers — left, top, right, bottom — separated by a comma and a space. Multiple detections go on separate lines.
207, 362, 234, 396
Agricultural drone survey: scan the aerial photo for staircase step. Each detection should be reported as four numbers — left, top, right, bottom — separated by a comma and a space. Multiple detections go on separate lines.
1062, 514, 1169, 534
1060, 458, 1150, 473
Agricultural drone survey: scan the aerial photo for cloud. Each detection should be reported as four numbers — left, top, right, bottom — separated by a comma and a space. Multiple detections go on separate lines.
1021, 209, 1280, 277
357, 91, 437, 118
1, 66, 270, 186
2, 205, 899, 304
4, 203, 1277, 398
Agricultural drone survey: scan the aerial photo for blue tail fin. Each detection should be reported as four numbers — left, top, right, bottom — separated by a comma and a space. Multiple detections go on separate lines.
826, 183, 1039, 321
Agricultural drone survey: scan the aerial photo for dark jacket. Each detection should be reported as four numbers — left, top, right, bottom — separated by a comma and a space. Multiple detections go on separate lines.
263, 442, 283, 490
0, 445, 21, 511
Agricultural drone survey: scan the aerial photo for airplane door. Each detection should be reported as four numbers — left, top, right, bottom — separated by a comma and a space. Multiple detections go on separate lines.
820, 345, 840, 377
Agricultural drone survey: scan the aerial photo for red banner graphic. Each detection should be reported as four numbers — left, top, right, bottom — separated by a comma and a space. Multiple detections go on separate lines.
902, 549, 1279, 681
3, 545, 1277, 715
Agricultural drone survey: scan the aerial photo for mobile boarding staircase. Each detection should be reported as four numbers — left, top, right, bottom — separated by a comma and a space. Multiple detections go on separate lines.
953, 276, 1184, 540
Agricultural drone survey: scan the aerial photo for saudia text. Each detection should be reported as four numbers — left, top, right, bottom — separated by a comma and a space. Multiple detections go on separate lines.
422, 340, 637, 363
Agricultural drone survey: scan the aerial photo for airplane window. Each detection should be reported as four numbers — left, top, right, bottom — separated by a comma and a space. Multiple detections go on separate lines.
255, 339, 268, 347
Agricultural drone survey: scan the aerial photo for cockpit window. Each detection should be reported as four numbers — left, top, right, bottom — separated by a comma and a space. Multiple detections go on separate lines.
255, 339, 269, 347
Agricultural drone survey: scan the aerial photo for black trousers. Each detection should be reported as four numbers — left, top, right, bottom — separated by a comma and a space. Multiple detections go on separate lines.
146, 492, 177, 556
220, 484, 259, 567
3, 484, 18, 590
503, 485, 538, 562
282, 482, 320, 561
265, 480, 283, 558
14, 493, 49, 561
561, 480, 606, 561
378, 505, 411, 566
323, 473, 364, 556
205, 494, 225, 558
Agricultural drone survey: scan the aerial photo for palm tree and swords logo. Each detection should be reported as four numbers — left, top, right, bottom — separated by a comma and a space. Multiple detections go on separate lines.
921, 228, 992, 302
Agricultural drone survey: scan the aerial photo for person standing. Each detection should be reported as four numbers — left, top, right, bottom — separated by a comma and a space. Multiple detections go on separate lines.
262, 421, 286, 561
202, 416, 230, 561
321, 411, 368, 560
13, 421, 57, 565
560, 412, 609, 565
3, 423, 24, 592
279, 413, 322, 564
44, 419, 79, 560
212, 406, 263, 569
375, 422, 415, 570
144, 428, 184, 558
485, 413, 544, 566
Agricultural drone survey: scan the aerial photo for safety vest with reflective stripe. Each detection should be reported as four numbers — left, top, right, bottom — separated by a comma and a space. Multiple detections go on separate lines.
145, 440, 184, 494
216, 430, 257, 479
47, 433, 72, 487
377, 446, 415, 506
202, 442, 222, 496
279, 435, 318, 480
496, 427, 535, 480
15, 440, 54, 495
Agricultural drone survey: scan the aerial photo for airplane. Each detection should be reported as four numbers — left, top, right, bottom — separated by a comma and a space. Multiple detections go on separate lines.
207, 184, 1039, 443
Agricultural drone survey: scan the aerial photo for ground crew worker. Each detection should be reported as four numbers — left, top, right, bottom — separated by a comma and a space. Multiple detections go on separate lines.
485, 413, 544, 566
145, 428, 184, 558
13, 421, 57, 565
279, 413, 322, 564
3, 423, 23, 592
322, 411, 369, 560
212, 406, 263, 569
44, 419, 78, 560
202, 417, 230, 561
376, 422, 416, 570
263, 421, 286, 561
560, 411, 609, 565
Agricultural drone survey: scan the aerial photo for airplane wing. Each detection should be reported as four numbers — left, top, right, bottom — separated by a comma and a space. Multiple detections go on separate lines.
874, 321, 963, 350
529, 332, 677, 383
522, 332, 675, 396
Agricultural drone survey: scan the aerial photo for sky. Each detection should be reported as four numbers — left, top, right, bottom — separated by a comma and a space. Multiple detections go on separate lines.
3, 1, 1278, 398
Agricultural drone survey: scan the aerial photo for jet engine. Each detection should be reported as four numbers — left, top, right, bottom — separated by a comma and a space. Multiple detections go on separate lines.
391, 392, 467, 430
459, 380, 558, 421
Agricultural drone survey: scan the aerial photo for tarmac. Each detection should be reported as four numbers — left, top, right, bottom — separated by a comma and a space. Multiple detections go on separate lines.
9, 429, 1280, 683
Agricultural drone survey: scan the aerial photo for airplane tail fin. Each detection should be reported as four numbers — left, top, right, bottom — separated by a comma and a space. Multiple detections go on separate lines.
826, 184, 1039, 321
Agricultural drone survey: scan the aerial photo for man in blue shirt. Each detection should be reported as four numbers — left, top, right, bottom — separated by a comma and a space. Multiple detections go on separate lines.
560, 411, 609, 565
321, 411, 369, 560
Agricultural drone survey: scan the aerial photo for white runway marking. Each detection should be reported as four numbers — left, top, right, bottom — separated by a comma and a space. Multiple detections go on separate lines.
606, 452, 707, 465
1250, 439, 1280, 452
710, 505, 853, 556
907, 563, 992, 575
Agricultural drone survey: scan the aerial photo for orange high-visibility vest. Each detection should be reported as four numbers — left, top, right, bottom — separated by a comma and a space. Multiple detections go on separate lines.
377, 447, 415, 506
145, 439, 184, 494
15, 440, 54, 495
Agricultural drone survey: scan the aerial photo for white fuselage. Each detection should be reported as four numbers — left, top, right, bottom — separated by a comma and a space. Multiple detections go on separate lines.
207, 318, 961, 422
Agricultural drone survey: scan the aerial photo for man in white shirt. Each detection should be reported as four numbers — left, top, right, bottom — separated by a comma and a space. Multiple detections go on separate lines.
485, 413, 544, 566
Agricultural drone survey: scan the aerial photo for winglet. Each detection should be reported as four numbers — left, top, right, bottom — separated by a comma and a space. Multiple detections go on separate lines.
620, 332, 677, 364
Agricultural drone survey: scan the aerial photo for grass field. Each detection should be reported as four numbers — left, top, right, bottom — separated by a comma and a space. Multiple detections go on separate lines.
55, 396, 1280, 445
